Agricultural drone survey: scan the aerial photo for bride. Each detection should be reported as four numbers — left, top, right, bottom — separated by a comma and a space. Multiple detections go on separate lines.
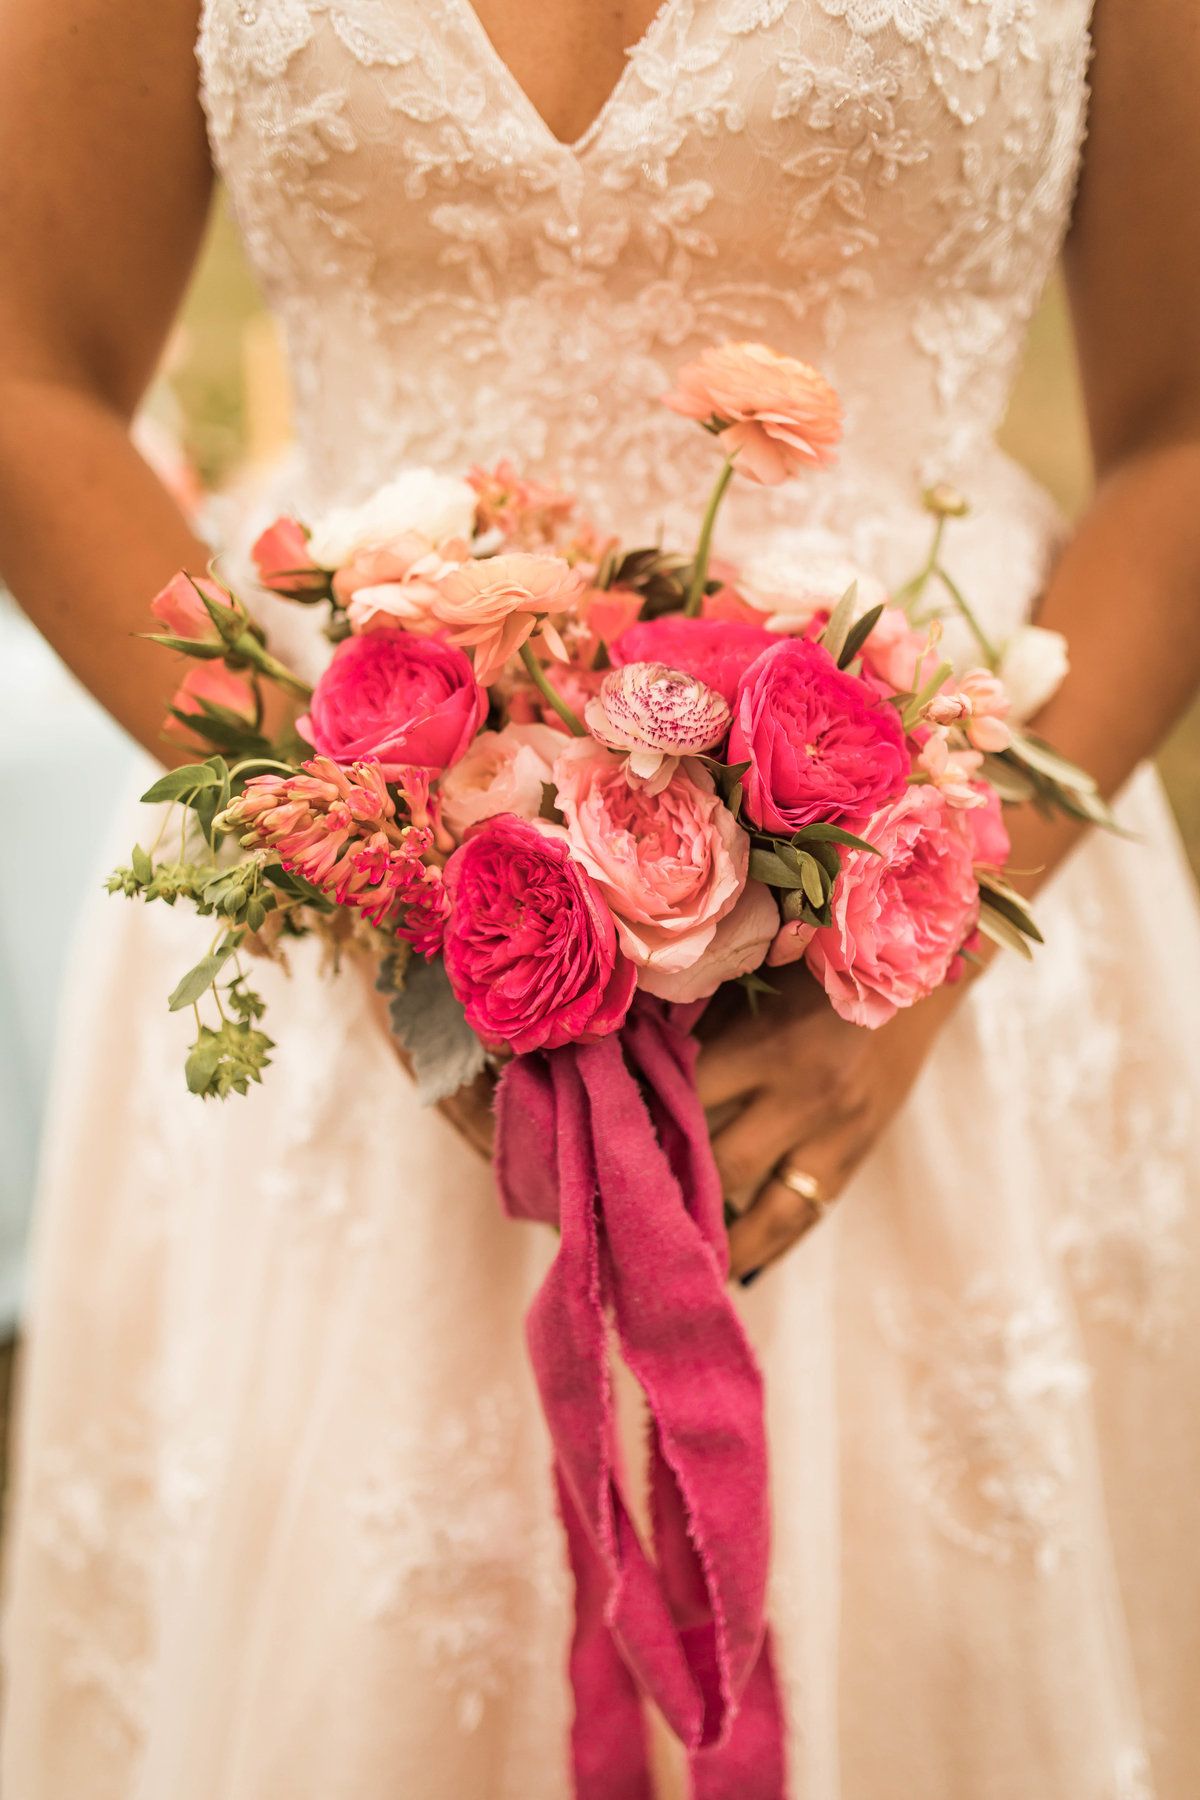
2, 0, 1200, 1794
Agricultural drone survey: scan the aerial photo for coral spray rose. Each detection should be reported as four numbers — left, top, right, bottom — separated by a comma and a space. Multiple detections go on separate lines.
442, 815, 636, 1053
584, 662, 731, 788
150, 572, 239, 642
801, 787, 980, 1027
662, 342, 843, 485
730, 638, 909, 832
432, 553, 587, 683
250, 516, 326, 597
611, 617, 777, 708
552, 739, 748, 984
298, 631, 487, 777
163, 663, 257, 743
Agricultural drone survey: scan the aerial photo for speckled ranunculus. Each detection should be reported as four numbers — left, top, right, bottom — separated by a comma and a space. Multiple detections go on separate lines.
730, 637, 909, 832
805, 787, 980, 1028
297, 630, 487, 777
442, 815, 636, 1054
611, 617, 777, 709
584, 662, 730, 787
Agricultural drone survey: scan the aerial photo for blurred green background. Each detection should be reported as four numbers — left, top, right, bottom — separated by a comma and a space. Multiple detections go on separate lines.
172, 195, 1200, 873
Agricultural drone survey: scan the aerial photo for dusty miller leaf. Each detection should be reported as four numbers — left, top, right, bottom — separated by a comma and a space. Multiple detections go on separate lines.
378, 953, 488, 1106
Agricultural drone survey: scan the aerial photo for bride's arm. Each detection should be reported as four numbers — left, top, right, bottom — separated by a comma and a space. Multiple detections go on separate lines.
0, 0, 214, 755
698, 0, 1200, 1282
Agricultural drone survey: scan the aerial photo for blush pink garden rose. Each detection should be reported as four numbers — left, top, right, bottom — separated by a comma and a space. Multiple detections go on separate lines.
163, 662, 257, 743
730, 638, 909, 833
297, 631, 487, 777
584, 662, 731, 790
432, 553, 587, 683
150, 572, 239, 642
442, 814, 636, 1053
799, 786, 981, 1028
662, 342, 843, 485
612, 617, 777, 709
552, 739, 748, 990
438, 721, 566, 840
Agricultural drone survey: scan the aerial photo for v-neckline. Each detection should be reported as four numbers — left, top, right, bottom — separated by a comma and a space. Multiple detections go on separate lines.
448, 0, 682, 156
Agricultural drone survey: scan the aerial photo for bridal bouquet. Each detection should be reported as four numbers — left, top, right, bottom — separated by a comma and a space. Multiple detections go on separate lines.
112, 342, 1108, 1791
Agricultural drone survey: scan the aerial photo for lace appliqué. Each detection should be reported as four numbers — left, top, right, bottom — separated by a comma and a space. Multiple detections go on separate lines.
346, 1386, 566, 1733
878, 1282, 1091, 1571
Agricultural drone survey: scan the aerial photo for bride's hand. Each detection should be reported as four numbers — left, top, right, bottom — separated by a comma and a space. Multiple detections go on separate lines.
695, 962, 968, 1284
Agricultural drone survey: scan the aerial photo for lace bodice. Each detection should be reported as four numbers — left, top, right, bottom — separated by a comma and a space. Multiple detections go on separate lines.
198, 0, 1092, 613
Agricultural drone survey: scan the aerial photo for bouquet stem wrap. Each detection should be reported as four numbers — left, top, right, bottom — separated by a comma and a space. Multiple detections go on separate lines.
494, 995, 787, 1799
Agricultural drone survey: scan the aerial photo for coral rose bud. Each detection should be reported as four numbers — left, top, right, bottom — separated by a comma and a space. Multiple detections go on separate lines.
584, 662, 731, 787
150, 571, 239, 642
251, 516, 326, 597
163, 662, 257, 743
662, 342, 843, 485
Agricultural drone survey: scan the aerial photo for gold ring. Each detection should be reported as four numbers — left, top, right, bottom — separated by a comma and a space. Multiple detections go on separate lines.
776, 1165, 832, 1212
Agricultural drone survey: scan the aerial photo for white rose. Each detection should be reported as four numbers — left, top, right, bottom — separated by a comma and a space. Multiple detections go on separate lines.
739, 551, 889, 634
306, 469, 477, 566
998, 625, 1069, 723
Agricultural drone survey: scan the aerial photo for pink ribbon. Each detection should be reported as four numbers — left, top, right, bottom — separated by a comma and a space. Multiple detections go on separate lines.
494, 995, 787, 1798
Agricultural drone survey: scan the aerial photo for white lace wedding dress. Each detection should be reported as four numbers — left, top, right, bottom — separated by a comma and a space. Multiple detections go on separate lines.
5, 1, 1200, 1796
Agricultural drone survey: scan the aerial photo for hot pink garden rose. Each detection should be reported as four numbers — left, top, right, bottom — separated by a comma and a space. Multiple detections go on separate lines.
662, 343, 843, 485
612, 617, 777, 708
298, 631, 487, 777
439, 721, 565, 840
730, 638, 909, 832
442, 815, 636, 1053
803, 786, 980, 1027
552, 739, 748, 988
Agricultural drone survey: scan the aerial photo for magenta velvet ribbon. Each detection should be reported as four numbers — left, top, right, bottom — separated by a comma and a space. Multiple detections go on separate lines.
494, 994, 787, 1798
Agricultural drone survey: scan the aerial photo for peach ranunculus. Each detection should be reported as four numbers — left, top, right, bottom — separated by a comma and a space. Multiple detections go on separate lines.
338, 534, 472, 635
432, 552, 587, 684
804, 786, 980, 1028
438, 721, 566, 841
584, 662, 731, 791
552, 738, 750, 994
662, 342, 843, 486
163, 662, 257, 743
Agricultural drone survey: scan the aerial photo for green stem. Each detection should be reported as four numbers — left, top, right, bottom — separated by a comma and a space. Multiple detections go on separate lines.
684, 458, 736, 617
519, 640, 587, 737
894, 516, 945, 611
933, 565, 999, 668
232, 634, 314, 701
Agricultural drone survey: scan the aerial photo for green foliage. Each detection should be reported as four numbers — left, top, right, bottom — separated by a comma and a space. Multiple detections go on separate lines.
185, 1016, 274, 1099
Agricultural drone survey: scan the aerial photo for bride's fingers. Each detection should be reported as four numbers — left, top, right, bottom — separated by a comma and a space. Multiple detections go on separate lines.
694, 1032, 773, 1110
726, 1119, 870, 1283
709, 1091, 812, 1204
438, 1071, 496, 1162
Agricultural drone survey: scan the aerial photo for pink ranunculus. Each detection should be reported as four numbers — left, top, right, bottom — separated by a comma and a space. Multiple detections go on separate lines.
960, 785, 1011, 868
442, 814, 636, 1053
163, 662, 257, 742
439, 721, 565, 840
150, 571, 238, 641
805, 787, 980, 1028
612, 617, 777, 709
859, 607, 934, 695
552, 739, 748, 984
432, 552, 586, 684
642, 879, 780, 1005
583, 662, 731, 789
661, 342, 843, 485
298, 631, 487, 777
251, 516, 326, 597
730, 638, 909, 833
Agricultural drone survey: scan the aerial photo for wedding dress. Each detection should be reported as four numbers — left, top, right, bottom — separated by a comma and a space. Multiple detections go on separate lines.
5, 1, 1200, 1796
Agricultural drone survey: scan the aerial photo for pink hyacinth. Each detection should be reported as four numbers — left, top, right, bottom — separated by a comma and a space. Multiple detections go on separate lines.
584, 661, 731, 790
229, 757, 448, 948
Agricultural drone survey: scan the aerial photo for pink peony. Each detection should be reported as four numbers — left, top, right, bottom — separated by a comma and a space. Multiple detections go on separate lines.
805, 787, 980, 1028
960, 785, 1011, 868
163, 662, 256, 743
251, 516, 326, 597
552, 739, 748, 985
150, 571, 238, 641
439, 721, 565, 840
584, 662, 731, 789
730, 638, 909, 833
432, 552, 586, 683
298, 631, 487, 778
612, 617, 777, 709
648, 881, 781, 1005
662, 342, 843, 485
442, 815, 636, 1053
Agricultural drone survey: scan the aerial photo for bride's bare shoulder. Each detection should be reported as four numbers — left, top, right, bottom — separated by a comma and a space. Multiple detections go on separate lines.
0, 0, 212, 406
